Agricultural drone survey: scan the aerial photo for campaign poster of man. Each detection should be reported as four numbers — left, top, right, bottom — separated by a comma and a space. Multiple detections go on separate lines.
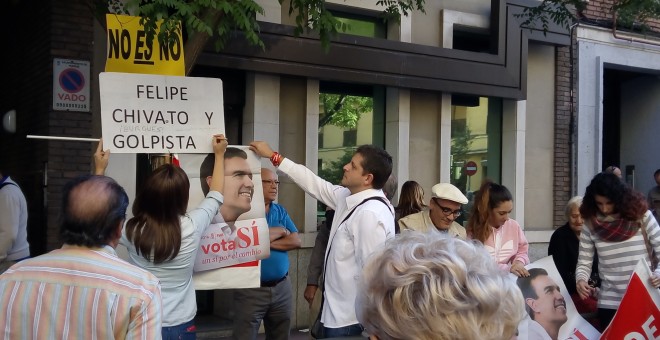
515, 256, 601, 340
177, 146, 270, 289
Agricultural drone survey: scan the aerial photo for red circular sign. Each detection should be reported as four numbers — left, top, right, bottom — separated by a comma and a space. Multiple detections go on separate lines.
465, 161, 478, 176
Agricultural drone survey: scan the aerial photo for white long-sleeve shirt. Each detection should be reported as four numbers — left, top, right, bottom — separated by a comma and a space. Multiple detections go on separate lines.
0, 177, 29, 263
278, 158, 395, 328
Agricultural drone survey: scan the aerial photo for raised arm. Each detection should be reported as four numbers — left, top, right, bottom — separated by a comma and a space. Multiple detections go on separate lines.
93, 139, 110, 175
208, 134, 227, 193
186, 134, 227, 232
249, 140, 276, 160
249, 140, 342, 209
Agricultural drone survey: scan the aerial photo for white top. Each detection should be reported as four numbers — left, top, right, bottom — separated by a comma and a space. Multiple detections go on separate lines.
0, 177, 30, 262
278, 158, 395, 328
121, 191, 223, 327
527, 320, 553, 340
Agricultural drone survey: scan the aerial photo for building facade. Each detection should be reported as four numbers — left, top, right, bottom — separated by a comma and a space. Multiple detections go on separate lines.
2, 0, 581, 333
575, 1, 660, 195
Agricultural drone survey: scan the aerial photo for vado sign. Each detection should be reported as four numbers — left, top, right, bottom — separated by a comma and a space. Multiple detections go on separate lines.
105, 14, 184, 75
53, 59, 90, 112
99, 72, 225, 153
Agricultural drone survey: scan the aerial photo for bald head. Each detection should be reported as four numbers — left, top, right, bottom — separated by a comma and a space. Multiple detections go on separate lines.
262, 168, 275, 178
383, 174, 398, 203
61, 175, 128, 247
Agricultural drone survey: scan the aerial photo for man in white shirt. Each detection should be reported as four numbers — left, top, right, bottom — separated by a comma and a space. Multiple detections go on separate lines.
249, 141, 395, 338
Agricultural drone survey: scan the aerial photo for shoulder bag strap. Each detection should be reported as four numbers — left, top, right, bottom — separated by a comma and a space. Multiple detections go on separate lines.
0, 182, 16, 190
319, 196, 391, 289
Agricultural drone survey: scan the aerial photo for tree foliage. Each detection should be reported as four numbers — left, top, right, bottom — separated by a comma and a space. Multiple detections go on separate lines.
516, 0, 582, 32
319, 94, 373, 129
318, 149, 354, 186
613, 0, 660, 30
86, 0, 426, 74
517, 0, 660, 33
317, 148, 354, 211
450, 126, 473, 192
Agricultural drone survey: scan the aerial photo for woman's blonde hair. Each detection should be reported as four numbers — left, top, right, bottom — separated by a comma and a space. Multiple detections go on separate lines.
395, 180, 427, 219
358, 232, 525, 340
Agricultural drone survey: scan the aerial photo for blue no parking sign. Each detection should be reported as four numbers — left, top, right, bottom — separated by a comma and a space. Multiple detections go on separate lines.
53, 59, 90, 112
59, 68, 85, 93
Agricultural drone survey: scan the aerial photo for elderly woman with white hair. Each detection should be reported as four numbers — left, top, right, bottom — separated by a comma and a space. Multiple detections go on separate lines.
357, 232, 525, 340
548, 196, 599, 316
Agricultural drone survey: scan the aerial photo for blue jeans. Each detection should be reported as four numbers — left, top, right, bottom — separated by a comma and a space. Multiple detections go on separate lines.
162, 319, 196, 340
322, 323, 364, 338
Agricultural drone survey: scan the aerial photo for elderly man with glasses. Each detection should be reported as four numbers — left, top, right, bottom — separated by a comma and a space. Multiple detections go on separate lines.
398, 183, 468, 239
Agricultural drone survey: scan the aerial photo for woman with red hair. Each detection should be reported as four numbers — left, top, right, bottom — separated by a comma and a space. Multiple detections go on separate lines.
466, 180, 530, 278
576, 172, 660, 331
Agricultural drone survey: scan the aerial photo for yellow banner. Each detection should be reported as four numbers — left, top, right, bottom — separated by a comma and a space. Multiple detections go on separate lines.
105, 14, 185, 76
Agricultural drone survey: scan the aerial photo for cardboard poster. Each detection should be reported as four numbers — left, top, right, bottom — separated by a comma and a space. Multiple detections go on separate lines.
178, 148, 270, 290
514, 256, 601, 340
105, 14, 185, 76
99, 72, 225, 154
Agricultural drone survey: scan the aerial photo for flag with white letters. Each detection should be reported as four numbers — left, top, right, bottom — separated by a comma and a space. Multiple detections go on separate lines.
600, 259, 660, 339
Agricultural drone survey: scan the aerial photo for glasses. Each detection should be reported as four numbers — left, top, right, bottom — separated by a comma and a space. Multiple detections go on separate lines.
262, 180, 280, 186
433, 198, 462, 217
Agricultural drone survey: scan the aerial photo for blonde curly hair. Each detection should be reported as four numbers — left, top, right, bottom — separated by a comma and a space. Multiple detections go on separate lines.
358, 232, 525, 340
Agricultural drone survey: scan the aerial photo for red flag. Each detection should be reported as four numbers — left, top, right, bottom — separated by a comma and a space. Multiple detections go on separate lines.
171, 153, 180, 167
600, 268, 660, 339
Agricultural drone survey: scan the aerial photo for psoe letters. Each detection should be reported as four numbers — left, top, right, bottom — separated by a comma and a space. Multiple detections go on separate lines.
624, 314, 660, 340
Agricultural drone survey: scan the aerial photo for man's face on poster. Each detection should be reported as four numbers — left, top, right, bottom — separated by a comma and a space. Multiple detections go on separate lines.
207, 156, 254, 220
527, 275, 568, 326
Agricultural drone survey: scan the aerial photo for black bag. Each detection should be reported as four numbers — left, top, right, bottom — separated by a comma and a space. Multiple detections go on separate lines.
310, 308, 325, 339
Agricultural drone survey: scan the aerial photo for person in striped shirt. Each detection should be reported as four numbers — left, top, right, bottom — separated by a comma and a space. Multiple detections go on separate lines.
576, 172, 660, 331
0, 174, 163, 339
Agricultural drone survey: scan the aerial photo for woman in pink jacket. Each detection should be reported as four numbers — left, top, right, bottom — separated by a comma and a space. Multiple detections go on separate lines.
467, 181, 530, 277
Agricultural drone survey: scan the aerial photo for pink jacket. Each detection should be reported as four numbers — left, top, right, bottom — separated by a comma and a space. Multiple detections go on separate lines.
479, 219, 529, 271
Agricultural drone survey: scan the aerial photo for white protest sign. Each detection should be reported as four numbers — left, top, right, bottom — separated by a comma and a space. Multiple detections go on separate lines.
99, 72, 224, 153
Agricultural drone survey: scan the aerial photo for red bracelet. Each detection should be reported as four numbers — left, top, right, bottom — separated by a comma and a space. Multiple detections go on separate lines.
270, 152, 283, 167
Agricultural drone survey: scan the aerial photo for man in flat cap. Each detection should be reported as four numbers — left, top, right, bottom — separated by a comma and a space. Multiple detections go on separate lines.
398, 183, 468, 239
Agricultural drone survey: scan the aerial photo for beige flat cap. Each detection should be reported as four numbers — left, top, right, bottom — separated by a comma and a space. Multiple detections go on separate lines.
431, 183, 468, 204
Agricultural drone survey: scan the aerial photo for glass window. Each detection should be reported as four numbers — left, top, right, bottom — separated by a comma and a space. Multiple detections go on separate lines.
329, 9, 387, 39
452, 25, 493, 53
317, 82, 384, 217
343, 129, 357, 147
450, 96, 502, 225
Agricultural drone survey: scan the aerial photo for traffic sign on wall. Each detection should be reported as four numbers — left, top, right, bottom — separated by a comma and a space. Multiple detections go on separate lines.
465, 160, 478, 176
53, 59, 90, 112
